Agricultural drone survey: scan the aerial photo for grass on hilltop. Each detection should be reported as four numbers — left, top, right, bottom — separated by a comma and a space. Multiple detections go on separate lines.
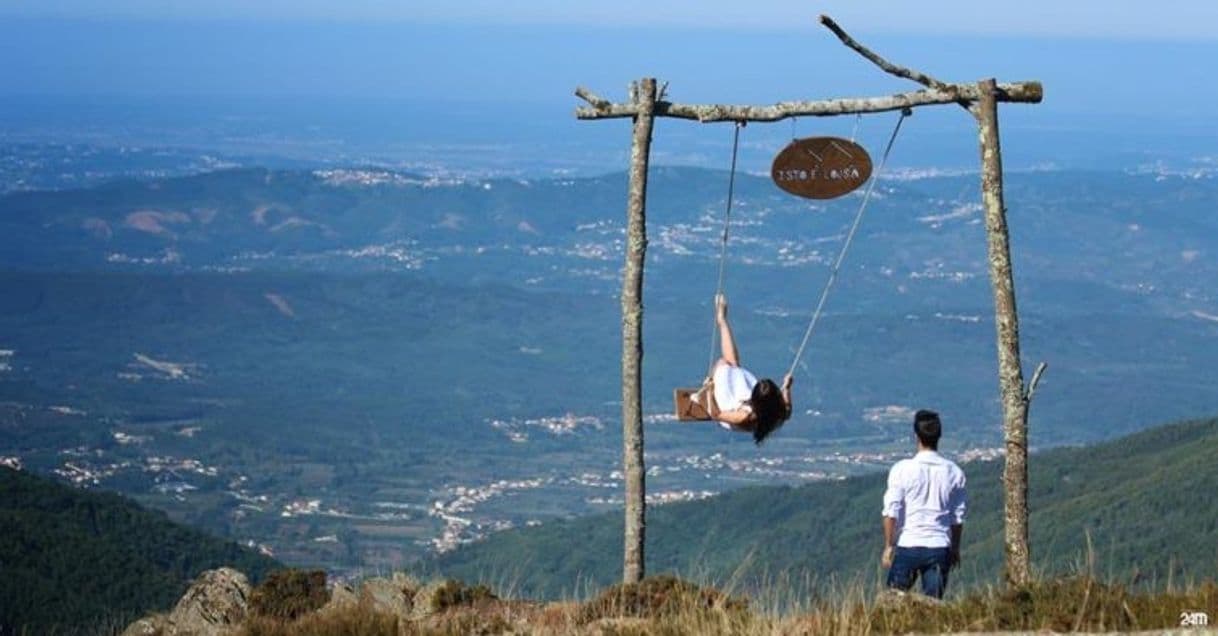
235, 570, 1218, 635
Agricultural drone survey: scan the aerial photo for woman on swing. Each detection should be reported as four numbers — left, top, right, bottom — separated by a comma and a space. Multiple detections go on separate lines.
699, 293, 794, 444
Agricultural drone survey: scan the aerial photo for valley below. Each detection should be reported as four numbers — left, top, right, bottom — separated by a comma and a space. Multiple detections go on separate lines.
2, 144, 1217, 578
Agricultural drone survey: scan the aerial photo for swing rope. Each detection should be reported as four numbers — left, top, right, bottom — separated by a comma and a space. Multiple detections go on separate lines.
707, 121, 745, 370
786, 109, 910, 378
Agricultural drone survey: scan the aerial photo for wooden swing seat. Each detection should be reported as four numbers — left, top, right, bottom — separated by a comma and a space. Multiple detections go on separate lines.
673, 387, 713, 422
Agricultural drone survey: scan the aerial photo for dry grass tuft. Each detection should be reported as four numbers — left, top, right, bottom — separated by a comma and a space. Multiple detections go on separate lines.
866, 576, 1218, 633
424, 579, 498, 614
248, 569, 329, 621
577, 574, 749, 624
240, 604, 398, 636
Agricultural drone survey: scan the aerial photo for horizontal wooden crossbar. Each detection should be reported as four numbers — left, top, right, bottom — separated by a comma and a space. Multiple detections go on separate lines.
575, 83, 1041, 122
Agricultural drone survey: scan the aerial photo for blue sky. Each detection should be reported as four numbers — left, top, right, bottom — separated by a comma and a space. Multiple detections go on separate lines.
1, 1, 1215, 172
3, 7, 1214, 105
3, 1, 1218, 38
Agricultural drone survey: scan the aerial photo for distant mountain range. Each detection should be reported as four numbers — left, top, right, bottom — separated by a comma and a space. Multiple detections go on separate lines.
428, 417, 1218, 599
3, 165, 1216, 317
0, 466, 279, 635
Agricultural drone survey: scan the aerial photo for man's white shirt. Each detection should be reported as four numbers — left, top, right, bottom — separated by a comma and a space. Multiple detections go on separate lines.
882, 450, 967, 548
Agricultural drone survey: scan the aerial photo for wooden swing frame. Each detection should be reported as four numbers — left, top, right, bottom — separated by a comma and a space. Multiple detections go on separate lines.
576, 14, 1046, 588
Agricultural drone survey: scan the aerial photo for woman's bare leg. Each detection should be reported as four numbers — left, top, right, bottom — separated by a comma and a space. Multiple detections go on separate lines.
716, 294, 740, 367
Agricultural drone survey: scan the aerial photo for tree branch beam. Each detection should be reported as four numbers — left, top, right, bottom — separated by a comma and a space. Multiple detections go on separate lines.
575, 86, 611, 110
574, 82, 1041, 122
818, 15, 952, 92
1024, 361, 1048, 406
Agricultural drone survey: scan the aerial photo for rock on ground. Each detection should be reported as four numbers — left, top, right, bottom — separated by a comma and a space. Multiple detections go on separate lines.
359, 574, 417, 619
119, 616, 168, 636
120, 567, 251, 636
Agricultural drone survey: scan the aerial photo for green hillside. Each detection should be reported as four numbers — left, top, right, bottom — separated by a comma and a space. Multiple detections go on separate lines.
430, 417, 1218, 599
0, 467, 281, 635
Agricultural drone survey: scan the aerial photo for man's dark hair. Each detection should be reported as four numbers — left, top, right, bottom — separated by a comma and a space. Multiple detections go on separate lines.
913, 409, 941, 449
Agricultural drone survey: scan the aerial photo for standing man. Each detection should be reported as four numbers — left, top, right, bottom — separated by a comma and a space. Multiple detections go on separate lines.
881, 409, 967, 598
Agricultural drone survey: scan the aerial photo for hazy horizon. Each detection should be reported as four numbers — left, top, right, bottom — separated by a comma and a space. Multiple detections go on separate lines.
2, 4, 1216, 180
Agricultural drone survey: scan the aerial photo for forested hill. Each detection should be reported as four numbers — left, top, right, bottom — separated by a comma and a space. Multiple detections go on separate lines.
0, 467, 280, 635
429, 417, 1218, 599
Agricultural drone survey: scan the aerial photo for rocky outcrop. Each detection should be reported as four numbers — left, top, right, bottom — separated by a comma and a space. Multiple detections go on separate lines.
122, 568, 523, 635
170, 568, 251, 634
358, 572, 419, 620
121, 568, 251, 636
119, 616, 168, 636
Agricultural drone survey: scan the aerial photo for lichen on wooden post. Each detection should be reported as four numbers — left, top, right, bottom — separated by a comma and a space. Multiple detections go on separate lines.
975, 77, 1032, 587
621, 77, 656, 585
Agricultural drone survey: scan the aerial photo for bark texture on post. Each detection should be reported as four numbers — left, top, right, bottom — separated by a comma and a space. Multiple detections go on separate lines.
621, 77, 656, 585
975, 78, 1031, 587
575, 82, 1041, 122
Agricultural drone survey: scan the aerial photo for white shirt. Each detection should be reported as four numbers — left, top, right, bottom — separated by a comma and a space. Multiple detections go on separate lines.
882, 450, 967, 548
710, 362, 756, 431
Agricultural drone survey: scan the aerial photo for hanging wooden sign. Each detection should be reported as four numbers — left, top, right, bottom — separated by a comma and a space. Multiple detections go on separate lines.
771, 137, 872, 199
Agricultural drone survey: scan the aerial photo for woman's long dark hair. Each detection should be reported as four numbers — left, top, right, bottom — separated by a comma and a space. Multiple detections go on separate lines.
747, 378, 788, 445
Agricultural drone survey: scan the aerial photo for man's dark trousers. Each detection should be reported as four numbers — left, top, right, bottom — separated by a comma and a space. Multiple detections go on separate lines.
886, 546, 952, 598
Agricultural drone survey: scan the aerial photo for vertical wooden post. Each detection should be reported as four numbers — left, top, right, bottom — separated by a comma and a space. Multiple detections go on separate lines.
621, 77, 656, 585
975, 78, 1031, 587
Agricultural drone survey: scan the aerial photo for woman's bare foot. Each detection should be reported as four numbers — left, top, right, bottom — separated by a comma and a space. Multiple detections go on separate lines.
715, 293, 728, 324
